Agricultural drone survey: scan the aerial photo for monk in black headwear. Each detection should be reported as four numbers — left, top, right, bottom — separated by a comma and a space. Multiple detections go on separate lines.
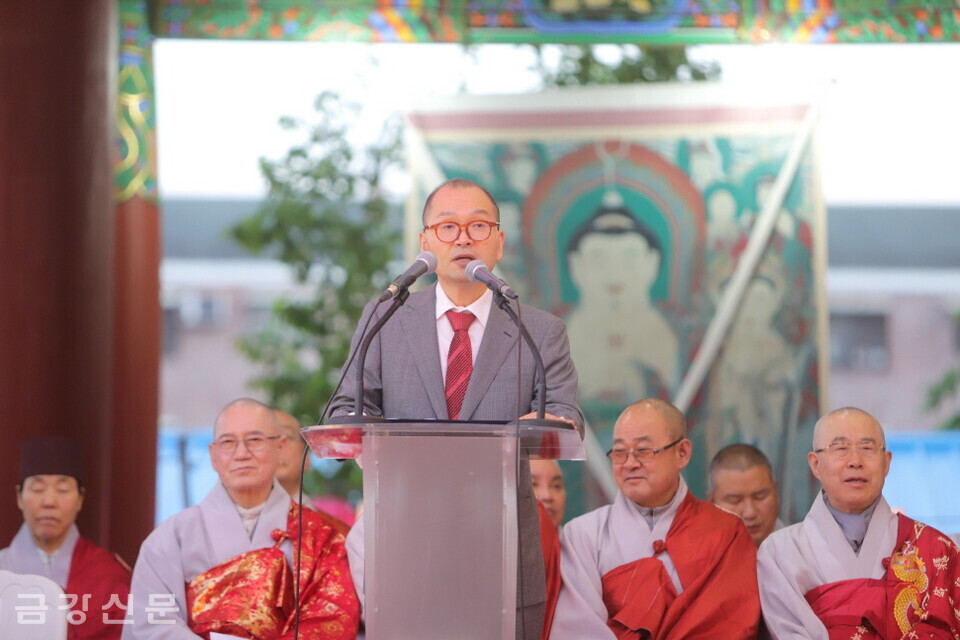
0, 436, 131, 639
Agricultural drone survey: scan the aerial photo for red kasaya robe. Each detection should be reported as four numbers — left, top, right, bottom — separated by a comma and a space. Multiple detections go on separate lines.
804, 514, 960, 640
539, 500, 561, 640
187, 502, 360, 640
63, 537, 131, 640
599, 491, 761, 640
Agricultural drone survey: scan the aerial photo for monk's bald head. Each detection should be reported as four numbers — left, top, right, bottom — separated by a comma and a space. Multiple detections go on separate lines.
213, 398, 279, 439
808, 406, 891, 515
613, 398, 686, 442
272, 408, 310, 495
812, 407, 885, 451
708, 443, 780, 546
611, 398, 690, 509
709, 444, 774, 490
273, 409, 304, 444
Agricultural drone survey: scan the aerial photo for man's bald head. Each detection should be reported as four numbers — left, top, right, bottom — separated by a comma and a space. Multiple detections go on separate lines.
708, 444, 774, 491
274, 409, 305, 445
273, 408, 311, 496
213, 398, 279, 438
708, 443, 781, 547
812, 407, 885, 450
613, 398, 686, 442
809, 406, 891, 515
209, 398, 285, 509
610, 399, 691, 509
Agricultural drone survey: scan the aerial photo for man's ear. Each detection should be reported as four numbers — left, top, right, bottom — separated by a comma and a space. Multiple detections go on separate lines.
676, 439, 693, 470
807, 451, 821, 481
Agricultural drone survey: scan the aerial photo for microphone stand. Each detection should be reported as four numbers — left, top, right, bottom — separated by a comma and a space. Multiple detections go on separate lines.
495, 293, 546, 420
352, 289, 410, 419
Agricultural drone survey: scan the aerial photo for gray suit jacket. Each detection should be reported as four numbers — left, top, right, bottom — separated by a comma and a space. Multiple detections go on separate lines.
330, 284, 583, 637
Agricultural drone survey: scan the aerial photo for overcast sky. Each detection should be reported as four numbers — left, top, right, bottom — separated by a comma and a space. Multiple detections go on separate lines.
154, 40, 960, 207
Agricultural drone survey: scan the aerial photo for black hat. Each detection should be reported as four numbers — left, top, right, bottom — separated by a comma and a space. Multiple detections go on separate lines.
19, 437, 84, 487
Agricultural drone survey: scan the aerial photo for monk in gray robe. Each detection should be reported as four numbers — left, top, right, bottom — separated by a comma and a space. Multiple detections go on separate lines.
758, 407, 960, 639
123, 398, 359, 639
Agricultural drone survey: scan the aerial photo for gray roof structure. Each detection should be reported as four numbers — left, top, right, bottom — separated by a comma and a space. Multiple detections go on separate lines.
162, 198, 265, 260
162, 198, 960, 269
828, 205, 960, 269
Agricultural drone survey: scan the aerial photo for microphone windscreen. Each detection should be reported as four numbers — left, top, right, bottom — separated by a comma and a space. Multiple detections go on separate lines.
417, 251, 438, 274
464, 259, 485, 283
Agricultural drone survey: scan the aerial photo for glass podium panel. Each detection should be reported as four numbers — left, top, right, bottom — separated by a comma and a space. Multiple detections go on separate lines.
302, 419, 585, 640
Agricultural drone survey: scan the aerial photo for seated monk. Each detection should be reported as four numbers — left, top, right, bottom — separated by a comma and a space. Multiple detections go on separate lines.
708, 443, 785, 547
531, 459, 567, 529
549, 399, 760, 640
758, 407, 960, 639
123, 398, 359, 639
273, 408, 350, 538
0, 436, 131, 639
531, 459, 567, 640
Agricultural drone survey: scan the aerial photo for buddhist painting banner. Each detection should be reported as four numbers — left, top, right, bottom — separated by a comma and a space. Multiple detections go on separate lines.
407, 85, 827, 520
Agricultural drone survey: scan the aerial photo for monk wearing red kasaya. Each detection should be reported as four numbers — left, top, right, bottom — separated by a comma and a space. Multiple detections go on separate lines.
0, 437, 131, 639
549, 398, 761, 639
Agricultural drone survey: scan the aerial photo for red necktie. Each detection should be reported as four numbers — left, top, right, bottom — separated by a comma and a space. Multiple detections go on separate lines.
445, 310, 476, 420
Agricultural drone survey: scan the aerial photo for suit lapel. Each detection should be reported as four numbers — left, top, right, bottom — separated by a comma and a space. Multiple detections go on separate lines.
459, 301, 519, 420
399, 285, 448, 419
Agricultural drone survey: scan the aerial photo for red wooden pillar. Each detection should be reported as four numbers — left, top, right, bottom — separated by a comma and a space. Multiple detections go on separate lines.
0, 0, 159, 563
111, 0, 161, 566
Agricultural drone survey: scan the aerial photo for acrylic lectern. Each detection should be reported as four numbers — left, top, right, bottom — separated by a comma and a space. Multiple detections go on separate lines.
302, 418, 585, 640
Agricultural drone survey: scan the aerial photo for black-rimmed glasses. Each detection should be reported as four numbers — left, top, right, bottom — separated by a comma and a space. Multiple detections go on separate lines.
606, 437, 683, 464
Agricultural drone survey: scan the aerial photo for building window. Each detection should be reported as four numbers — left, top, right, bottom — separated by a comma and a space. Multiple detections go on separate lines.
830, 313, 889, 372
162, 306, 182, 356
179, 291, 228, 329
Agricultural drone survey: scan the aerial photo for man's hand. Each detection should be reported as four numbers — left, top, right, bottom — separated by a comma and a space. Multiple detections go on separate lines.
518, 411, 574, 425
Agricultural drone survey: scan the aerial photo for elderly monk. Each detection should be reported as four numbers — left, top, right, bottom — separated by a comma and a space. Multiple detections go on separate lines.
273, 408, 350, 538
758, 407, 960, 639
550, 399, 760, 640
1, 437, 130, 639
273, 409, 313, 501
123, 398, 359, 639
708, 443, 785, 547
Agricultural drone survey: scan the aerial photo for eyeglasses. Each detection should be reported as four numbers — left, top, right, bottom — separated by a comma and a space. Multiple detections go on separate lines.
813, 441, 886, 459
423, 220, 500, 243
212, 435, 281, 454
606, 437, 683, 465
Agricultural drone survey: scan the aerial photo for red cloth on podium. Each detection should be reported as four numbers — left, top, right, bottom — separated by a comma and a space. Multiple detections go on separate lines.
539, 500, 561, 640
804, 513, 960, 639
599, 491, 760, 640
63, 537, 131, 639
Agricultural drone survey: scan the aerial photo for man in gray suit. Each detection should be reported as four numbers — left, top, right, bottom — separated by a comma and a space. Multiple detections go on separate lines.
330, 178, 583, 639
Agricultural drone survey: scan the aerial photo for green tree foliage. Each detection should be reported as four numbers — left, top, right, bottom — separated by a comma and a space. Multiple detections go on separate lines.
924, 312, 960, 430
230, 91, 403, 498
533, 44, 721, 87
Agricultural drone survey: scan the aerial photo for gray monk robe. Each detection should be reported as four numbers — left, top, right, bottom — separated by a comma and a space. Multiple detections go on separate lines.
123, 480, 358, 639
758, 492, 960, 640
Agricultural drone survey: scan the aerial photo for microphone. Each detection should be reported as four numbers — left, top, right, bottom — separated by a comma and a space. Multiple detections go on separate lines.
465, 260, 518, 300
379, 251, 438, 302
